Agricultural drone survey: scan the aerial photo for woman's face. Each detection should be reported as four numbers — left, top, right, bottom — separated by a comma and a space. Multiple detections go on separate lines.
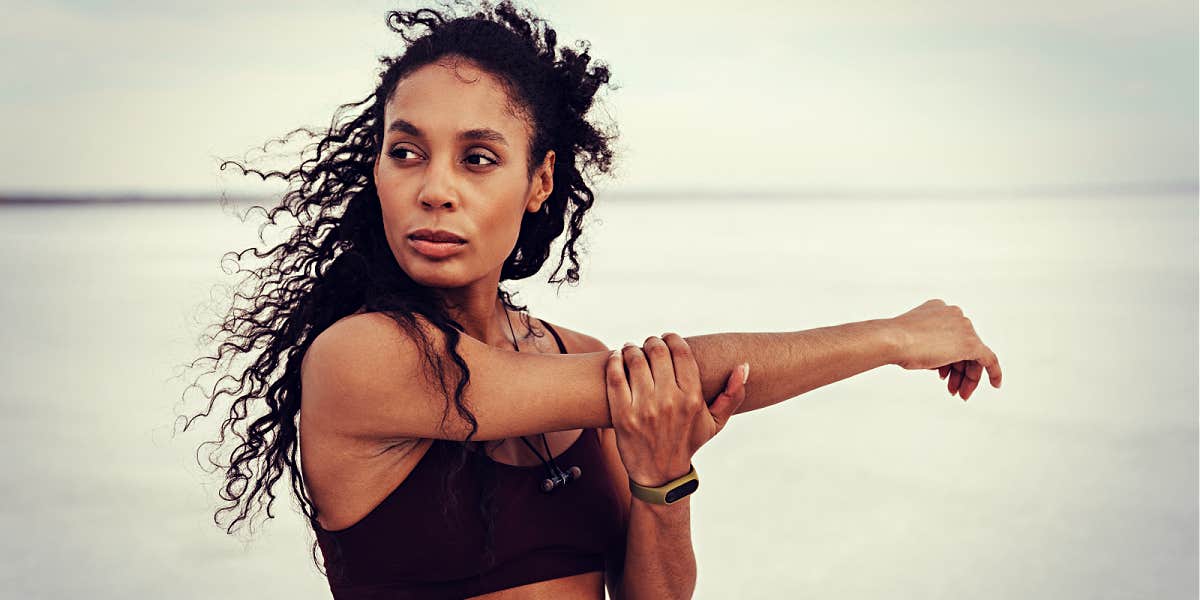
374, 56, 555, 290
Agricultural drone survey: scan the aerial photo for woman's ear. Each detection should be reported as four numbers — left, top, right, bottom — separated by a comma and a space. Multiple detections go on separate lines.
528, 150, 556, 212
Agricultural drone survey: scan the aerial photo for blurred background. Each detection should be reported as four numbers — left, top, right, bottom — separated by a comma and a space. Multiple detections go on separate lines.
0, 1, 1195, 598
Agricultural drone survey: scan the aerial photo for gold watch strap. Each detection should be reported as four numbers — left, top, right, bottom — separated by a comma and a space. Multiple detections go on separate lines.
628, 464, 699, 505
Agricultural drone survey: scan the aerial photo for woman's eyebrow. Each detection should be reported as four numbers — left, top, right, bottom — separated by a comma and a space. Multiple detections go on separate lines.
387, 118, 508, 147
460, 128, 508, 147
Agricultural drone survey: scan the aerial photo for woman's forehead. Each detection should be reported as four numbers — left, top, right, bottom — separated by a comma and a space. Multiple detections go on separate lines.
385, 59, 531, 141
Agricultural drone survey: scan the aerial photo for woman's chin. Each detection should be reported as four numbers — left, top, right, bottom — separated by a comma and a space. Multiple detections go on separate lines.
401, 260, 473, 289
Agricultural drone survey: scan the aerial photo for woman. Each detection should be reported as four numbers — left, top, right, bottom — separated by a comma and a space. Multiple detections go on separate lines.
187, 2, 1002, 598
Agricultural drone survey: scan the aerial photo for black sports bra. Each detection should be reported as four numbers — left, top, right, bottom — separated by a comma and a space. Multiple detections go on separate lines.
311, 320, 627, 599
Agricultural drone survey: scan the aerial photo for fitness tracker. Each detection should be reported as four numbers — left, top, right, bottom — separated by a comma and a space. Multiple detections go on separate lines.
628, 464, 699, 505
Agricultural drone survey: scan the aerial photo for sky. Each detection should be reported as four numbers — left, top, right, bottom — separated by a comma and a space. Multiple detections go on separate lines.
0, 0, 1196, 196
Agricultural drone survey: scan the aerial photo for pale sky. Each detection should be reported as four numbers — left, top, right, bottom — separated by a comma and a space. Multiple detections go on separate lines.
1, 0, 1195, 196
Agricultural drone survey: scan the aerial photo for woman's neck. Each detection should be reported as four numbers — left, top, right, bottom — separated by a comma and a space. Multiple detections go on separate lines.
436, 283, 515, 348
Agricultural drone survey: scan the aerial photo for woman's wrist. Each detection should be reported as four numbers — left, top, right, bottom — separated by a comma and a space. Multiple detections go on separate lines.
629, 464, 698, 507
872, 317, 909, 366
628, 462, 693, 488
632, 493, 692, 512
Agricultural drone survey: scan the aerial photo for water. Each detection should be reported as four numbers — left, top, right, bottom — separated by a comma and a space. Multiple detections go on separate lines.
0, 192, 1195, 599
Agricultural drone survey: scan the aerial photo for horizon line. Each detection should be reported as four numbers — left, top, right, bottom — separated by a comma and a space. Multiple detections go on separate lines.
0, 180, 1195, 205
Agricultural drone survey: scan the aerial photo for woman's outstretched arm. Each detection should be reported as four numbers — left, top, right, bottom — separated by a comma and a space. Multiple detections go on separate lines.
300, 300, 998, 444
685, 319, 900, 415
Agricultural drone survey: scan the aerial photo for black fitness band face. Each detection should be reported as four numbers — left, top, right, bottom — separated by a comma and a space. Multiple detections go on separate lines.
664, 479, 699, 503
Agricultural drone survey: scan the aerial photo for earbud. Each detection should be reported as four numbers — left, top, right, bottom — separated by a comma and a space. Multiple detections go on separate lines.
541, 465, 583, 493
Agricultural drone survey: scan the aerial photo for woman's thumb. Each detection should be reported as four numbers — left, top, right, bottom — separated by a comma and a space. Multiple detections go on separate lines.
708, 362, 750, 423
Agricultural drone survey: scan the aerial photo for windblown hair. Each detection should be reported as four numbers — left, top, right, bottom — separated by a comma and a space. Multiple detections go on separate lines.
180, 0, 615, 569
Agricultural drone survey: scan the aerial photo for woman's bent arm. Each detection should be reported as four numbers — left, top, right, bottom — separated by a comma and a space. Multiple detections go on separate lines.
300, 312, 903, 443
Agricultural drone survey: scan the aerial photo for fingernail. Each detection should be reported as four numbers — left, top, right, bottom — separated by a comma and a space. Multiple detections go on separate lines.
623, 342, 635, 348
741, 362, 750, 384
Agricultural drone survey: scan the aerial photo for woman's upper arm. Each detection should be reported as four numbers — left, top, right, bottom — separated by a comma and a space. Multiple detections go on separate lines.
300, 312, 613, 442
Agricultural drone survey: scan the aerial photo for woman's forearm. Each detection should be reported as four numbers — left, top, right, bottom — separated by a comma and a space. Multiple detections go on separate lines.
617, 497, 695, 600
506, 317, 902, 432
683, 318, 903, 414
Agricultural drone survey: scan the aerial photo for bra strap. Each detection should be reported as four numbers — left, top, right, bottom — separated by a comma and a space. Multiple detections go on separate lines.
540, 320, 569, 355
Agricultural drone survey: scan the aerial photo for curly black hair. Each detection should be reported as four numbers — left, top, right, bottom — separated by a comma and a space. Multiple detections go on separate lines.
179, 0, 616, 571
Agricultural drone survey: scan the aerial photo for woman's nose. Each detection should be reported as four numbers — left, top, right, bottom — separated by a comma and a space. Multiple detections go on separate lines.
417, 159, 459, 210
419, 194, 455, 209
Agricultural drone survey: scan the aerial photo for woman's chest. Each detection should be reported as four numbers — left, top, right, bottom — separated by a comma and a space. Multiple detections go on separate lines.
316, 429, 626, 595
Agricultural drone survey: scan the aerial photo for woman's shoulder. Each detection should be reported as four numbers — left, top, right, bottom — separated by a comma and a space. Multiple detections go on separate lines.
532, 317, 609, 355
307, 308, 609, 363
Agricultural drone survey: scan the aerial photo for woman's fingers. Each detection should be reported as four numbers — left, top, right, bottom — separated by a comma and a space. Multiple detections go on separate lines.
641, 336, 676, 394
605, 350, 632, 425
621, 342, 652, 408
947, 361, 964, 395
960, 360, 984, 400
661, 333, 701, 397
980, 345, 1003, 389
943, 345, 1003, 401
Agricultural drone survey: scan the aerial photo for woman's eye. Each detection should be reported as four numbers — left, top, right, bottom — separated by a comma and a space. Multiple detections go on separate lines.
386, 146, 495, 167
388, 147, 421, 160
464, 153, 498, 167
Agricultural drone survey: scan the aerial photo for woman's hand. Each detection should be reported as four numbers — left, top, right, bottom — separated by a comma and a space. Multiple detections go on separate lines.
889, 299, 1004, 401
605, 333, 749, 487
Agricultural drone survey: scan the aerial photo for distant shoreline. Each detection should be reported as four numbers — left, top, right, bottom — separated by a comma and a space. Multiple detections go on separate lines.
1, 181, 1196, 205
0, 194, 259, 206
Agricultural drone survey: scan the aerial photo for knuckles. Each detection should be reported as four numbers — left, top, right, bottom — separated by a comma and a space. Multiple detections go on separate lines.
621, 344, 646, 363
662, 334, 692, 356
644, 344, 670, 360
605, 364, 625, 384
643, 336, 669, 355
672, 395, 698, 416
618, 414, 640, 430
618, 335, 709, 429
641, 406, 660, 422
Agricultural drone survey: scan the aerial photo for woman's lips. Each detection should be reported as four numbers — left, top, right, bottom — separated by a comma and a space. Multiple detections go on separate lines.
407, 237, 467, 259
